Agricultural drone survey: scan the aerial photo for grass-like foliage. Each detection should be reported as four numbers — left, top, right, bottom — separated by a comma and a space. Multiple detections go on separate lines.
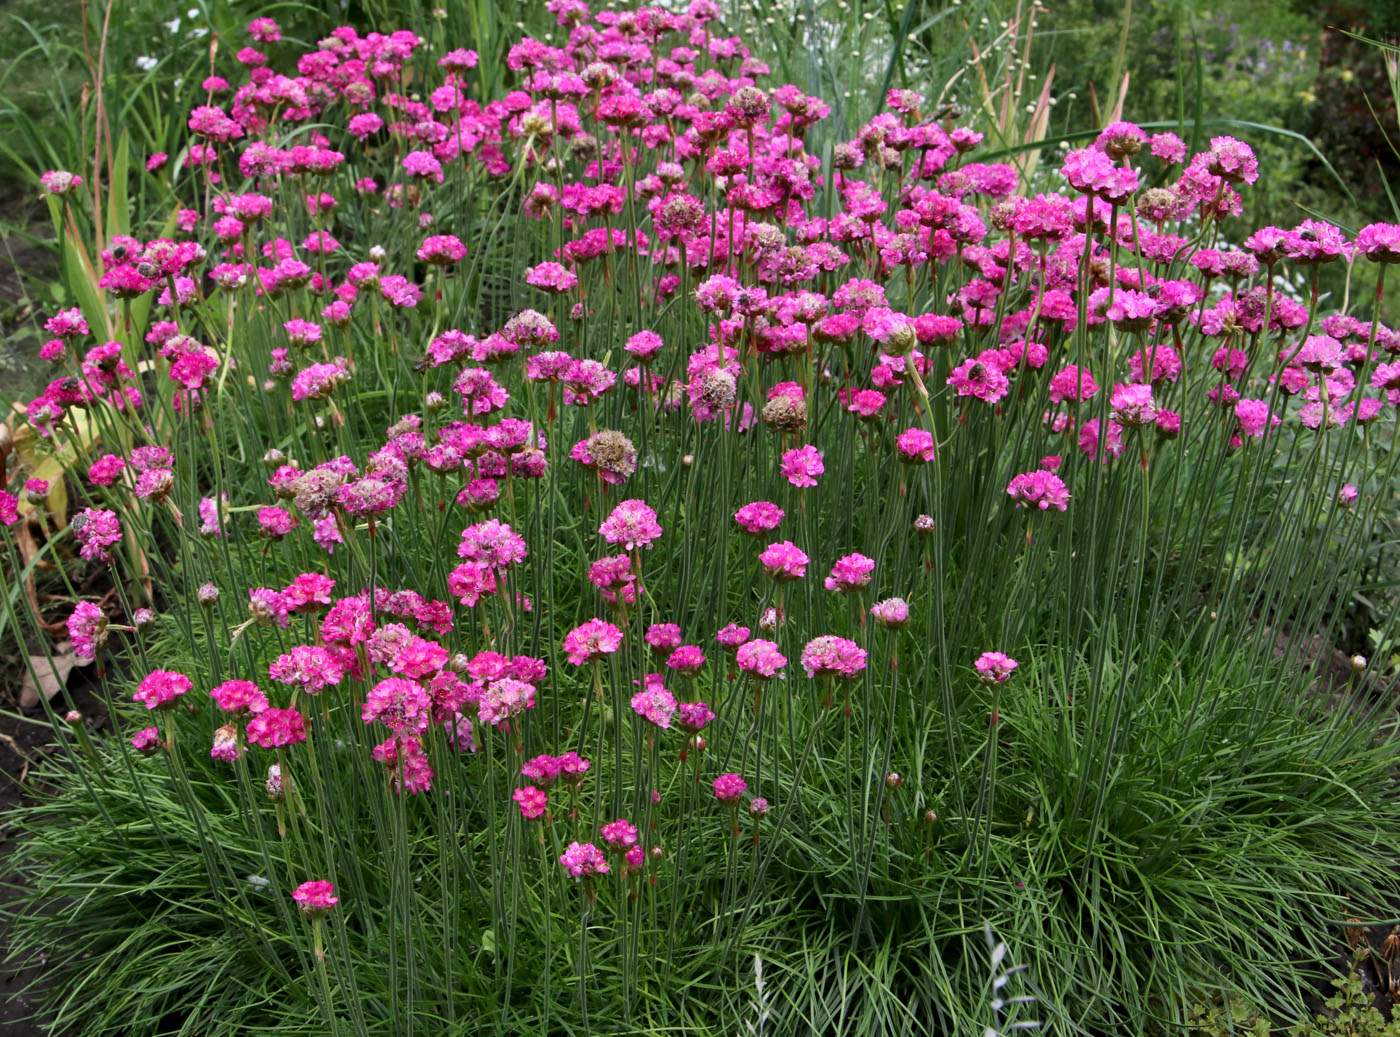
4, 3, 1400, 1035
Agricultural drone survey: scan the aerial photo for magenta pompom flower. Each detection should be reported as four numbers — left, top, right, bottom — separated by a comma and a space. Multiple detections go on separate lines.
130, 726, 161, 755
800, 636, 868, 680
631, 674, 678, 728
1007, 471, 1071, 512
563, 618, 624, 666
601, 818, 639, 849
734, 501, 784, 535
735, 639, 786, 679
974, 652, 1019, 685
514, 786, 548, 819
292, 880, 338, 918
824, 553, 875, 593
210, 679, 270, 715
599, 499, 663, 550
67, 601, 108, 662
870, 598, 911, 630
71, 508, 123, 563
759, 540, 809, 583
780, 445, 825, 488
246, 707, 308, 748
559, 841, 610, 879
133, 669, 191, 711
894, 428, 936, 464
713, 773, 748, 805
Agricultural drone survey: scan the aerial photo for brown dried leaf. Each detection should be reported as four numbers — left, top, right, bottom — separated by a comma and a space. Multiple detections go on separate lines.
19, 643, 88, 710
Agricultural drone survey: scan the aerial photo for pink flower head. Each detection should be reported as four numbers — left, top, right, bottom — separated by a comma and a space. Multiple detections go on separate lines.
210, 679, 269, 715
514, 786, 548, 819
1234, 399, 1280, 439
67, 601, 108, 662
713, 773, 747, 805
557, 752, 591, 785
246, 707, 307, 748
1048, 365, 1098, 404
71, 508, 123, 563
477, 677, 536, 728
824, 553, 875, 593
458, 519, 529, 569
716, 624, 751, 650
1109, 383, 1157, 427
735, 639, 786, 679
134, 669, 191, 711
734, 501, 784, 535
675, 701, 716, 734
1007, 471, 1070, 512
210, 724, 242, 763
559, 841, 610, 878
292, 880, 337, 918
645, 623, 683, 653
870, 598, 911, 630
947, 355, 1010, 403
130, 726, 161, 755
631, 674, 678, 728
665, 645, 706, 677
759, 541, 809, 583
363, 677, 433, 735
895, 428, 936, 464
800, 636, 867, 680
780, 445, 825, 488
601, 818, 639, 848
624, 330, 664, 361
1357, 223, 1400, 264
269, 645, 344, 693
563, 618, 624, 666
599, 499, 662, 550
522, 754, 562, 788
974, 651, 1018, 685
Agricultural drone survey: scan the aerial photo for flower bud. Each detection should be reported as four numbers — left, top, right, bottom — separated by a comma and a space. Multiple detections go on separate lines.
885, 772, 902, 789
133, 608, 157, 630
198, 583, 220, 607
